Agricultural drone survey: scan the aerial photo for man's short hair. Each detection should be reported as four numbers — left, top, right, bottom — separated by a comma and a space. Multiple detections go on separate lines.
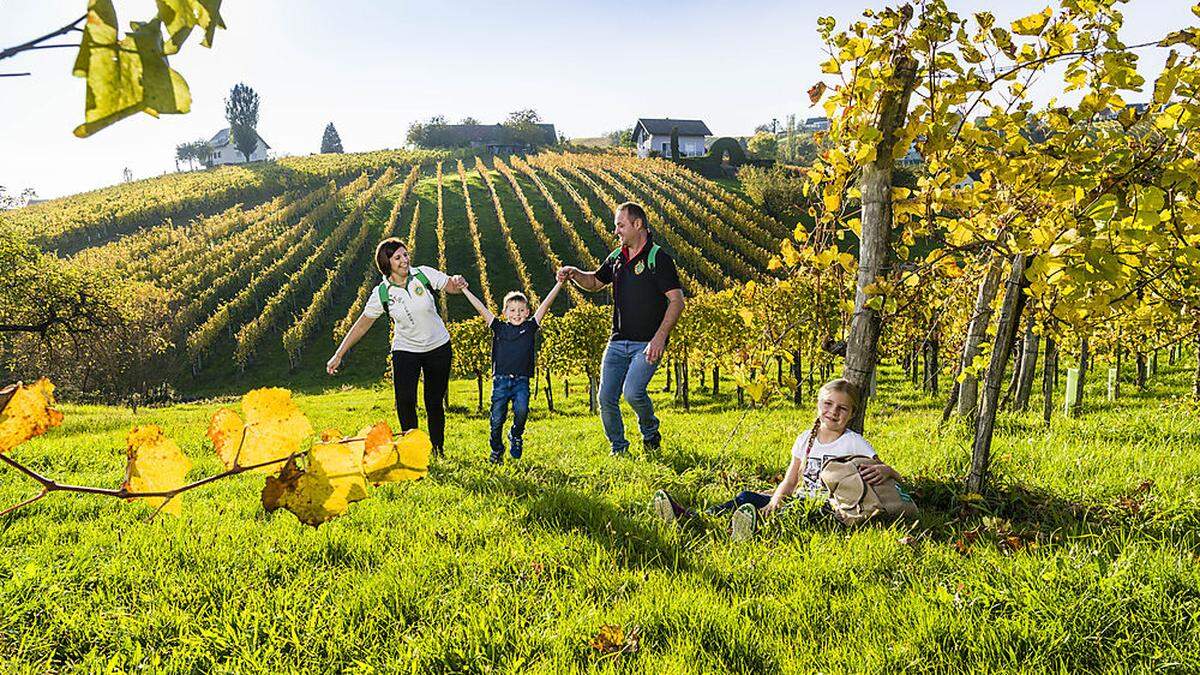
617, 201, 650, 231
503, 291, 529, 307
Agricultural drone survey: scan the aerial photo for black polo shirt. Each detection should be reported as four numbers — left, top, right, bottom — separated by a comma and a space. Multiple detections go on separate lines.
594, 237, 682, 342
490, 317, 539, 376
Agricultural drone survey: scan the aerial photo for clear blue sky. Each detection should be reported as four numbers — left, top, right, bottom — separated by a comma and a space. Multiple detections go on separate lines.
2, 0, 1195, 199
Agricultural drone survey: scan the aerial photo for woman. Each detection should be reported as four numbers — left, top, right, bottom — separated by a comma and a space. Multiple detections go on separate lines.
328, 237, 467, 457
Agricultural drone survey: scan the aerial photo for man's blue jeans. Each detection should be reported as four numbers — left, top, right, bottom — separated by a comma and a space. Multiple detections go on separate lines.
490, 375, 530, 460
598, 340, 661, 454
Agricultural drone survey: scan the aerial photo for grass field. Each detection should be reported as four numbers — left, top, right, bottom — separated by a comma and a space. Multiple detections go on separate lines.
2, 363, 1198, 672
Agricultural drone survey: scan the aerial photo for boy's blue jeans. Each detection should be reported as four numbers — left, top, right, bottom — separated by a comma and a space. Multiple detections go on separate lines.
598, 340, 661, 454
490, 375, 530, 459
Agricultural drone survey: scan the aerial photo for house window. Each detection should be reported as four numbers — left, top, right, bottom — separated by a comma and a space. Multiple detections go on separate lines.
661, 142, 669, 154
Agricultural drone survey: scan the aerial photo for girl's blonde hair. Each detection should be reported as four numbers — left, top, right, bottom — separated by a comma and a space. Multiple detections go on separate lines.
802, 378, 861, 459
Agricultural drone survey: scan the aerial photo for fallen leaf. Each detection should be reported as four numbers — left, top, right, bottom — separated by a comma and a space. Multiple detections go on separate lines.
589, 624, 640, 655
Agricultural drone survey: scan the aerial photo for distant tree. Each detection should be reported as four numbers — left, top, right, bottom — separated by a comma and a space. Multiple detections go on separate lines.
224, 82, 260, 162
605, 128, 634, 148
504, 109, 550, 149
459, 116, 479, 125
174, 139, 212, 170
669, 126, 680, 160
407, 115, 459, 148
754, 122, 775, 134
320, 122, 344, 154
0, 187, 37, 209
747, 132, 778, 159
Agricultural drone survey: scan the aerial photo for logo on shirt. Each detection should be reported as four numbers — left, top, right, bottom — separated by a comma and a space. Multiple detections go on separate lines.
414, 285, 425, 296
634, 260, 646, 275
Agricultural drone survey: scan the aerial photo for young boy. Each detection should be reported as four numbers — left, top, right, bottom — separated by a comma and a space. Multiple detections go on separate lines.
462, 281, 563, 463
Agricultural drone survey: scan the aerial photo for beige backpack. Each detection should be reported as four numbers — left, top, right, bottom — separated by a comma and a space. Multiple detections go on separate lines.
818, 455, 918, 526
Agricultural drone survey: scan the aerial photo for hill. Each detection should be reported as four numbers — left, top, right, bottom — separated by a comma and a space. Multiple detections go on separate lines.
3, 150, 789, 398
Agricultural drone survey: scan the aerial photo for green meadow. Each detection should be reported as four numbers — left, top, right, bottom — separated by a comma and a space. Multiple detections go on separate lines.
1, 364, 1198, 673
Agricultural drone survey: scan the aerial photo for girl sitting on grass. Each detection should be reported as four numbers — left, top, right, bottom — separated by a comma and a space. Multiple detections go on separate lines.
653, 378, 901, 539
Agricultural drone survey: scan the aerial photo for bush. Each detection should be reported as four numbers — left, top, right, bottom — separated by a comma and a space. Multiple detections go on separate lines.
737, 165, 808, 223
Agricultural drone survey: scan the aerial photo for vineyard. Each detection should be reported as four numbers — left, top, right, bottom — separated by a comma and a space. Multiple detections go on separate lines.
2, 148, 800, 398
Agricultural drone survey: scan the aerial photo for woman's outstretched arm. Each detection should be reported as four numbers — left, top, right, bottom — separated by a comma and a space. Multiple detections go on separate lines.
327, 314, 377, 374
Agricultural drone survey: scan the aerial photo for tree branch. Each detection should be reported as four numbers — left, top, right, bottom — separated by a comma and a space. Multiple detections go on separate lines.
0, 15, 87, 62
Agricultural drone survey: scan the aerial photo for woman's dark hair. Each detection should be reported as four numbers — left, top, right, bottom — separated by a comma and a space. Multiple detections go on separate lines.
375, 237, 406, 277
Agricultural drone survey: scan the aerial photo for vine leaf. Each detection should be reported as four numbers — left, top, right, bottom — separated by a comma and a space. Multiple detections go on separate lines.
155, 0, 225, 54
207, 388, 313, 472
0, 379, 64, 454
363, 425, 431, 483
261, 437, 369, 526
123, 425, 192, 515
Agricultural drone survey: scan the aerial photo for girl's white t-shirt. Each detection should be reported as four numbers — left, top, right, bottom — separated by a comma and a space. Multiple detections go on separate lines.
361, 266, 451, 353
790, 428, 877, 493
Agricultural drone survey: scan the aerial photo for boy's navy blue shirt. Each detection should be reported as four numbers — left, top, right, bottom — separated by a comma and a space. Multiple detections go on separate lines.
490, 317, 539, 377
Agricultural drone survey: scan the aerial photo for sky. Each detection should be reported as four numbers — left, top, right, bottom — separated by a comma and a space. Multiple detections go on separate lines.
2, 0, 1197, 199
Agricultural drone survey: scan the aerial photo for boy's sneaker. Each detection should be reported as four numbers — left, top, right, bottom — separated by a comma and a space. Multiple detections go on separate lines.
488, 448, 504, 464
509, 436, 523, 460
730, 503, 758, 541
652, 490, 692, 523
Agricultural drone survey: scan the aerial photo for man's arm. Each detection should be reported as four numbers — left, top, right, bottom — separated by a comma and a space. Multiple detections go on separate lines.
533, 280, 564, 324
460, 287, 495, 324
644, 289, 684, 363
557, 266, 607, 293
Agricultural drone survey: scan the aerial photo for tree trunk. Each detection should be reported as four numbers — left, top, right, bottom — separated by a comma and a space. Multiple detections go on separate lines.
1193, 334, 1200, 398
967, 254, 1027, 494
545, 371, 555, 412
793, 347, 803, 404
1072, 338, 1089, 416
713, 365, 720, 397
564, 378, 570, 399
957, 250, 1007, 419
682, 357, 690, 411
1152, 349, 1158, 377
840, 54, 918, 434
1014, 321, 1039, 412
941, 378, 961, 424
700, 367, 707, 390
1001, 334, 1023, 411
674, 363, 684, 405
928, 335, 940, 395
476, 374, 483, 413
588, 373, 597, 414
1136, 352, 1147, 389
1042, 332, 1056, 427
664, 358, 673, 393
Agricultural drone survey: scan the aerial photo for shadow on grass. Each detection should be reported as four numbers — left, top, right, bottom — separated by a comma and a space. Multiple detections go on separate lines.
438, 461, 703, 575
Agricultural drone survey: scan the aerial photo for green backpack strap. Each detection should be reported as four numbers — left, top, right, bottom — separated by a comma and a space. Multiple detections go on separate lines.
605, 248, 621, 264
647, 243, 660, 270
411, 268, 434, 293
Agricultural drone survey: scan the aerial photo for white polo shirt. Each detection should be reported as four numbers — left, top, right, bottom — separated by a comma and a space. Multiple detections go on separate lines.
362, 266, 451, 353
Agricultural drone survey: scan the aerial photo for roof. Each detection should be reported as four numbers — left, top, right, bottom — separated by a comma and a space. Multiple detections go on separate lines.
440, 123, 557, 146
633, 118, 712, 138
208, 127, 271, 149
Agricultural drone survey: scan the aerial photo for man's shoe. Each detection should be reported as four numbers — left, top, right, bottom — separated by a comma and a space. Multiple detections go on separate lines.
644, 434, 662, 452
610, 446, 629, 457
731, 503, 758, 541
431, 445, 444, 459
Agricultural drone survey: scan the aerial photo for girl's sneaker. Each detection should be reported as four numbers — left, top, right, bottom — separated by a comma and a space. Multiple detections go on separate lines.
730, 503, 758, 541
652, 490, 693, 523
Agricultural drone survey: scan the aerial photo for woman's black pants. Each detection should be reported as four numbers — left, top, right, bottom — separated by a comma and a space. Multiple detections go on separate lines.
391, 341, 452, 449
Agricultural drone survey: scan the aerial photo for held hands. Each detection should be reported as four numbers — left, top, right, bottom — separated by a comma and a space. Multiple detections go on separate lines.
444, 275, 469, 294
326, 353, 342, 375
858, 462, 899, 486
556, 266, 579, 283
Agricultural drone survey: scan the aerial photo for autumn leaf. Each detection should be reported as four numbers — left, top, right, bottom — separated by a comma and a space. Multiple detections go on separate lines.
589, 624, 640, 655
363, 425, 431, 483
208, 388, 313, 472
0, 379, 64, 455
123, 425, 192, 516
262, 437, 369, 526
807, 81, 827, 104
1010, 7, 1052, 36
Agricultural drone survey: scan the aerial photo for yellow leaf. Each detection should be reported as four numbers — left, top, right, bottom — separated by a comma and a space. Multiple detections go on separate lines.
364, 425, 431, 483
262, 438, 369, 527
208, 388, 313, 473
781, 238, 801, 266
0, 379, 64, 454
745, 380, 767, 403
1010, 7, 1052, 36
123, 425, 192, 515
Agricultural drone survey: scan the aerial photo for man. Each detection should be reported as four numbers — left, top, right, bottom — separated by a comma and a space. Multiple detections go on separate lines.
557, 201, 685, 455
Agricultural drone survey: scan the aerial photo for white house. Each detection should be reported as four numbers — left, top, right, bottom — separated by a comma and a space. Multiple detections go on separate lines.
632, 118, 711, 158
206, 128, 270, 166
